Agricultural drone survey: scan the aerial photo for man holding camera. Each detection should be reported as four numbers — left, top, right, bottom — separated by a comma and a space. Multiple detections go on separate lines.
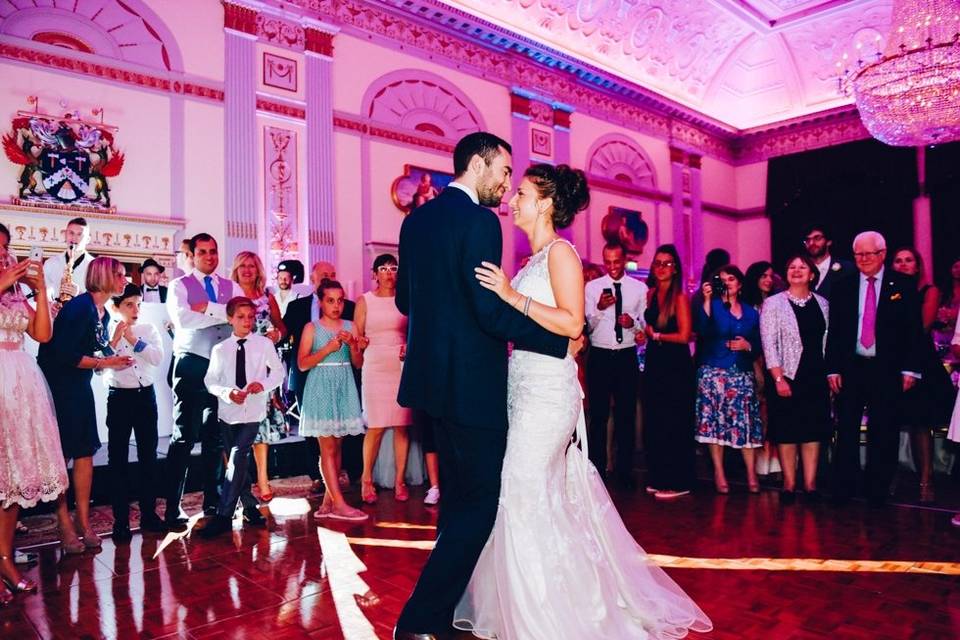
584, 242, 647, 490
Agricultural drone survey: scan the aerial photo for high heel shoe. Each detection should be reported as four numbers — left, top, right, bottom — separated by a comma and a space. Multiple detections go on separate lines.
76, 525, 102, 549
59, 528, 85, 555
361, 481, 377, 504
394, 483, 409, 502
0, 560, 37, 594
919, 482, 935, 504
714, 479, 730, 495
748, 481, 761, 494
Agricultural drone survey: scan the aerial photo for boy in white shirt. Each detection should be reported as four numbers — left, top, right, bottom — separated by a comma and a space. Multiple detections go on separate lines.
103, 284, 166, 541
201, 297, 285, 538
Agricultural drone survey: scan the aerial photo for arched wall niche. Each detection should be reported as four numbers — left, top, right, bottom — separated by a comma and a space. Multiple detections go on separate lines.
586, 133, 658, 189
361, 69, 486, 138
0, 0, 184, 72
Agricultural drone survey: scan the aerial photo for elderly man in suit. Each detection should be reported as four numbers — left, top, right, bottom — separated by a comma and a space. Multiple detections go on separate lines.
825, 230, 924, 507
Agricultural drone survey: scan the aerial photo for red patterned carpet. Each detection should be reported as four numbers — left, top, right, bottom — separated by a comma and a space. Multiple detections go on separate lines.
4, 481, 960, 639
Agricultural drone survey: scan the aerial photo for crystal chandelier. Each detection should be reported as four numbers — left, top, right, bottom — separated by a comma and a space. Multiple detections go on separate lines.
838, 1, 960, 146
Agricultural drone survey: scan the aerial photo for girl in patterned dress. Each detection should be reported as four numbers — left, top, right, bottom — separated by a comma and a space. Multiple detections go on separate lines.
297, 280, 367, 521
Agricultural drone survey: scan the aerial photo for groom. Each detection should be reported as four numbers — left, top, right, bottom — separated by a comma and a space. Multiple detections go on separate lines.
394, 132, 573, 639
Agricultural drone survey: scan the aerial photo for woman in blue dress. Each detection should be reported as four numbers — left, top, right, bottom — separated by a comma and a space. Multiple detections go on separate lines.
694, 264, 763, 494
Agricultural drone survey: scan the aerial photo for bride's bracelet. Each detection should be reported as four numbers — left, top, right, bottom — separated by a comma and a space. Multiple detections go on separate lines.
522, 296, 532, 317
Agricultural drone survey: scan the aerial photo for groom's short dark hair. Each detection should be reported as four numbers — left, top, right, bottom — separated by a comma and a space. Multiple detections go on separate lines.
453, 132, 512, 177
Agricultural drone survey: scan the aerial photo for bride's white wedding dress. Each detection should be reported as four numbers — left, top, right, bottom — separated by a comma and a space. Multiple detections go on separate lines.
454, 239, 713, 640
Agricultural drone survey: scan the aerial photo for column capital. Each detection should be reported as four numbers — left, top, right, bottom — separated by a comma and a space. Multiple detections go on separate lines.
669, 146, 686, 164
510, 92, 531, 117
687, 153, 702, 170
303, 18, 339, 57
552, 107, 572, 129
222, 0, 258, 36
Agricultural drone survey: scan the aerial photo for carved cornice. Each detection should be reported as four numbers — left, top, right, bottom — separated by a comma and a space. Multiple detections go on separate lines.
0, 42, 224, 102
333, 111, 457, 153
257, 13, 305, 49
733, 107, 871, 163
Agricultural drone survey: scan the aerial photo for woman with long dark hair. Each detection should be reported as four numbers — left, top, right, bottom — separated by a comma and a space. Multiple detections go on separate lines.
891, 247, 953, 503
744, 261, 782, 481
641, 245, 696, 499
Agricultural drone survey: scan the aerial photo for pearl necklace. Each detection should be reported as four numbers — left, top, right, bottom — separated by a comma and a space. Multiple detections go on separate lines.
787, 292, 813, 307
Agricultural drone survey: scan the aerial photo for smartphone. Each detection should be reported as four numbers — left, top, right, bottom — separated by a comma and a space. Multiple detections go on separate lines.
26, 246, 43, 278
602, 287, 613, 297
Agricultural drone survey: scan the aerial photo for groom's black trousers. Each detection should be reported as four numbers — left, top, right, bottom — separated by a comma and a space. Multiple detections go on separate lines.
396, 416, 507, 632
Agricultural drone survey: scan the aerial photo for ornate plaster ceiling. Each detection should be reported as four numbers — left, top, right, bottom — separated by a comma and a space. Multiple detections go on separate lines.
434, 0, 893, 129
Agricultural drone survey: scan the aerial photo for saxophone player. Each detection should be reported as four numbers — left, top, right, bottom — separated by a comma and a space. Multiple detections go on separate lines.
44, 217, 95, 304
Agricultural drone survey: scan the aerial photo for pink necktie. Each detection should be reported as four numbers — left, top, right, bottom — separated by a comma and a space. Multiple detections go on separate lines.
860, 276, 877, 349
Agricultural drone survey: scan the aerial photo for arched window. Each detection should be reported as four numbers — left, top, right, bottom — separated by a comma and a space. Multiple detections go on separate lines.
586, 134, 657, 188
0, 0, 183, 72
361, 70, 485, 138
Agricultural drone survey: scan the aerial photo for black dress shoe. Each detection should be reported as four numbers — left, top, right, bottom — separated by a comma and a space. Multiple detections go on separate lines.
112, 523, 133, 543
139, 514, 167, 533
199, 516, 232, 539
164, 516, 189, 532
779, 490, 796, 505
243, 507, 266, 527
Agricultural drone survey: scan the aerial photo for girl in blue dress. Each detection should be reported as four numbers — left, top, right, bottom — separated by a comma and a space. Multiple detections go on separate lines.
297, 280, 367, 521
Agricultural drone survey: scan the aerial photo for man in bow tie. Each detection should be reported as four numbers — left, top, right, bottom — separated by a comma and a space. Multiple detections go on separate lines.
139, 258, 168, 304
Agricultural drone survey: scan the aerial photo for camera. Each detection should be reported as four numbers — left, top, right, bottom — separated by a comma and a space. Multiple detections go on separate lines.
710, 274, 726, 297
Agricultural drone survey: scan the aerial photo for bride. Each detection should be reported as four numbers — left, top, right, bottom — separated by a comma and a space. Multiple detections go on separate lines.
457, 164, 712, 639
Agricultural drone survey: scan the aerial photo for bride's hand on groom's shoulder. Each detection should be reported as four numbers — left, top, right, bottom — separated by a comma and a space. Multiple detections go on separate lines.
475, 261, 514, 302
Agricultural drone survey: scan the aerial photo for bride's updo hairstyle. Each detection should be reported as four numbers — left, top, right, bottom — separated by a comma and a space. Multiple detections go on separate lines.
524, 163, 590, 230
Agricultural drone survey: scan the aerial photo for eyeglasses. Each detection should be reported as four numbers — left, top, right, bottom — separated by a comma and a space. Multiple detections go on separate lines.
377, 265, 398, 273
853, 250, 884, 260
652, 260, 675, 269
803, 234, 825, 244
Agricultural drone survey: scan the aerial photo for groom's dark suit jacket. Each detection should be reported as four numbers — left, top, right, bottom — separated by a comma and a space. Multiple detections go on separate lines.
396, 186, 567, 431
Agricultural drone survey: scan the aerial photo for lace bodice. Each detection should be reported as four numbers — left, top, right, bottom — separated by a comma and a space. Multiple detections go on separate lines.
511, 238, 575, 312
0, 293, 29, 346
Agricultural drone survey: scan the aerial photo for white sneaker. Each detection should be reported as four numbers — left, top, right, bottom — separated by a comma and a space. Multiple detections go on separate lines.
424, 486, 440, 505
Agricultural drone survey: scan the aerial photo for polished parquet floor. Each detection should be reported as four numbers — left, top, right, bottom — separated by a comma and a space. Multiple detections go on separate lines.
3, 484, 959, 640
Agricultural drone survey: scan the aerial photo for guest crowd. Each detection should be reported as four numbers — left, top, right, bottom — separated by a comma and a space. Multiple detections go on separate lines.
1, 207, 960, 607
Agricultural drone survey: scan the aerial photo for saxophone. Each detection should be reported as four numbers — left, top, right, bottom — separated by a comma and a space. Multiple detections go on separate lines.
59, 242, 76, 304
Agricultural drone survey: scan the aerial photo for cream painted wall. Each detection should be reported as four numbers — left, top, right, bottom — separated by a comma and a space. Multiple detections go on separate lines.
183, 99, 225, 243
0, 61, 173, 218
333, 34, 512, 137
148, 0, 225, 80
333, 131, 363, 297
737, 217, 773, 269
735, 160, 768, 209
702, 213, 739, 265
700, 155, 737, 208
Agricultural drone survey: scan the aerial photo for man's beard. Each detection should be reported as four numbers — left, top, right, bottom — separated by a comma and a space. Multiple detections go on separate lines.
477, 184, 504, 208
809, 246, 827, 260
278, 283, 290, 290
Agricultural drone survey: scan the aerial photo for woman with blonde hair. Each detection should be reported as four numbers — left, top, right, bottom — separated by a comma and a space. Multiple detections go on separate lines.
39, 256, 132, 552
230, 251, 287, 502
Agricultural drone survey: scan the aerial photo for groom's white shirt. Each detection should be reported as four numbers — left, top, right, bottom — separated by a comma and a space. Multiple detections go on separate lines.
448, 181, 479, 205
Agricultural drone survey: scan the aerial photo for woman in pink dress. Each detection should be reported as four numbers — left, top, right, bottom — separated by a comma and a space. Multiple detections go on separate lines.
0, 223, 68, 605
356, 254, 414, 503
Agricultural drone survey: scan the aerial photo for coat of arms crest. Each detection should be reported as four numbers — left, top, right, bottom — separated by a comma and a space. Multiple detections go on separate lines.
3, 105, 124, 212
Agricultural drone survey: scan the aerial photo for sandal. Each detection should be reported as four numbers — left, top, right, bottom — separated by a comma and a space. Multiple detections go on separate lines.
313, 503, 333, 519
394, 483, 409, 502
361, 481, 378, 504
327, 506, 369, 522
